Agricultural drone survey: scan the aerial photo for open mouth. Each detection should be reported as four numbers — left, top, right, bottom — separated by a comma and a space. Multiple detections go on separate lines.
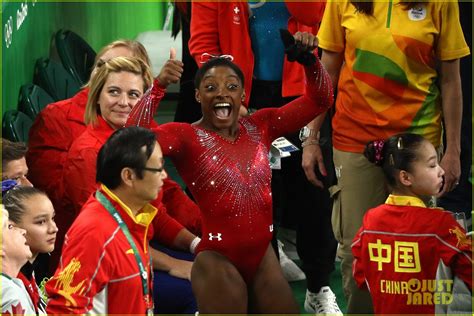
213, 103, 232, 119
438, 180, 445, 193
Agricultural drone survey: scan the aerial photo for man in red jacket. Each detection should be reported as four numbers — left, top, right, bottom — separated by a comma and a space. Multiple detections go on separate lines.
46, 126, 199, 314
190, 2, 341, 314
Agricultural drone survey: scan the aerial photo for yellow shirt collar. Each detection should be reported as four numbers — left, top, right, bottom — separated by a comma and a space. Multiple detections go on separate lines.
385, 194, 426, 208
101, 184, 157, 226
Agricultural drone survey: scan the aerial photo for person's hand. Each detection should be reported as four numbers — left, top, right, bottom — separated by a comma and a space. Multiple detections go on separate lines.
438, 150, 461, 197
168, 259, 193, 281
156, 48, 184, 87
280, 29, 318, 66
302, 144, 327, 189
293, 31, 318, 52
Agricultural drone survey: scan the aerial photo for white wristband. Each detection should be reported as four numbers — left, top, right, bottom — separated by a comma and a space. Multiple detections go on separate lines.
189, 237, 201, 254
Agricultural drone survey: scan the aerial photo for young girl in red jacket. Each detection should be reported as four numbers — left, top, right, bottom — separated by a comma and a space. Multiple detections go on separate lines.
352, 133, 472, 314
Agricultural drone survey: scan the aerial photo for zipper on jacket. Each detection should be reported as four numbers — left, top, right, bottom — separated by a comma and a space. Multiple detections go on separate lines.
386, 0, 393, 28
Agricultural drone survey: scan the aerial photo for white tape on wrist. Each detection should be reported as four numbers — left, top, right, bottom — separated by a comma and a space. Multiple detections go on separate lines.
190, 237, 201, 254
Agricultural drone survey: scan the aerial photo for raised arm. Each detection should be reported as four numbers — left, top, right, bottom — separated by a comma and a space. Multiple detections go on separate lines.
257, 45, 334, 141
127, 50, 183, 129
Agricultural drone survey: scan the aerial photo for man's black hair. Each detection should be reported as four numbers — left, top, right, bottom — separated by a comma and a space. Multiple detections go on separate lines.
96, 127, 156, 189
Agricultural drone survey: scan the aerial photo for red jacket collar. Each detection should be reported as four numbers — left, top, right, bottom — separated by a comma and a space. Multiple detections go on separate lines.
86, 114, 116, 146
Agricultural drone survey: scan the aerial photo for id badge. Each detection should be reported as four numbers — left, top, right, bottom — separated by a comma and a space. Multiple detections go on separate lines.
272, 137, 299, 157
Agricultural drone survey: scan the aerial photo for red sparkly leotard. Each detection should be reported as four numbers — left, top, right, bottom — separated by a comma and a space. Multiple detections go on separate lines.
152, 61, 332, 282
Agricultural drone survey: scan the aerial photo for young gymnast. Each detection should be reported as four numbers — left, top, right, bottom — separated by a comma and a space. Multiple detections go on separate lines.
352, 133, 472, 314
3, 186, 58, 314
128, 31, 333, 313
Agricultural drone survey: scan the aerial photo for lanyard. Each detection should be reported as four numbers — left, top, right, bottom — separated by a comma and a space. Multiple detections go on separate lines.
96, 191, 153, 314
17, 272, 41, 313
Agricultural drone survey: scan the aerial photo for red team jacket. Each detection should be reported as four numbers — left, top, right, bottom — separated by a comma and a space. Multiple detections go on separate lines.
189, 1, 325, 104
352, 197, 472, 314
46, 186, 183, 314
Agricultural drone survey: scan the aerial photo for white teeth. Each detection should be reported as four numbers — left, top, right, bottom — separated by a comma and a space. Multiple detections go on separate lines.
214, 103, 231, 108
213, 103, 232, 118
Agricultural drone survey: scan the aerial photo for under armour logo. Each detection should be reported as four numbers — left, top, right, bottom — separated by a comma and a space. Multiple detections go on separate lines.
209, 233, 223, 241
269, 225, 273, 232
233, 6, 240, 14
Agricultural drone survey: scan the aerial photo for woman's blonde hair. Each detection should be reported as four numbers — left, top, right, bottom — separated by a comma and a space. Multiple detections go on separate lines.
84, 56, 153, 126
85, 40, 151, 87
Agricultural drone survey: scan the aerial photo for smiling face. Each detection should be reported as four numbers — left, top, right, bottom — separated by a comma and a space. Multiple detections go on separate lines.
404, 140, 445, 197
98, 71, 145, 129
17, 194, 58, 257
195, 66, 244, 133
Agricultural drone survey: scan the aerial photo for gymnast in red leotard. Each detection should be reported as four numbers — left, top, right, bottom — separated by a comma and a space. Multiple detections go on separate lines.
130, 32, 333, 313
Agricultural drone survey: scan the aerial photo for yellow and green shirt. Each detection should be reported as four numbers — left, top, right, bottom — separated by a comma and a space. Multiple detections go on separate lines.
319, 0, 470, 153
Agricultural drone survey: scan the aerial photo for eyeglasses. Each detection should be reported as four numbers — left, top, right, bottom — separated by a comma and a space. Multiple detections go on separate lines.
143, 167, 165, 174
142, 158, 165, 174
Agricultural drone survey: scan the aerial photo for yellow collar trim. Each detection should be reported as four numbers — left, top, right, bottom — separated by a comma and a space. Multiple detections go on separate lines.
385, 194, 426, 208
101, 184, 157, 226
